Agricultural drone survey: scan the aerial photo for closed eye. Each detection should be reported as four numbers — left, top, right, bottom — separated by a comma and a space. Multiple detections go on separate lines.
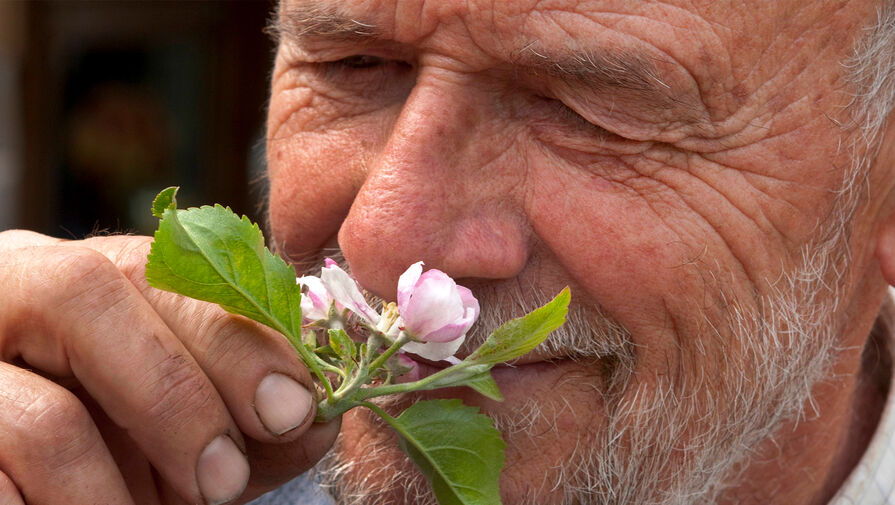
318, 54, 414, 83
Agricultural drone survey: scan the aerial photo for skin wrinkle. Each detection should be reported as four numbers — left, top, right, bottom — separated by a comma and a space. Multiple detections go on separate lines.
756, 59, 842, 138
528, 9, 707, 126
524, 169, 700, 374
710, 6, 859, 140
612, 157, 770, 295
266, 86, 313, 141
709, 6, 800, 119
599, 172, 715, 276
688, 137, 844, 237
666, 152, 796, 248
560, 9, 720, 128
525, 9, 666, 91
563, 10, 713, 114
268, 1, 895, 503
730, 3, 814, 100
278, 1, 708, 135
685, 5, 738, 120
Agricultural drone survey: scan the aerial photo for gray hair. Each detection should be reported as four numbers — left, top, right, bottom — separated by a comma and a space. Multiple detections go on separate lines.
305, 6, 895, 505
844, 2, 895, 144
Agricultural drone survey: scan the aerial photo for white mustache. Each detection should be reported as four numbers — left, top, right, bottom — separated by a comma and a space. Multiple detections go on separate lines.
294, 248, 635, 361
293, 248, 637, 392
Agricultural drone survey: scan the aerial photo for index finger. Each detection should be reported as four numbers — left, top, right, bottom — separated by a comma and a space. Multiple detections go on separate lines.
83, 235, 328, 444
2, 245, 251, 504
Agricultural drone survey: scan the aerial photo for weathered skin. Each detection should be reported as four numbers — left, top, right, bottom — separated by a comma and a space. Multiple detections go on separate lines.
267, 0, 895, 503
0, 0, 893, 504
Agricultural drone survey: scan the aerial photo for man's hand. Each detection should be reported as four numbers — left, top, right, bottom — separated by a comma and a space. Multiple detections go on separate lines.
0, 230, 339, 505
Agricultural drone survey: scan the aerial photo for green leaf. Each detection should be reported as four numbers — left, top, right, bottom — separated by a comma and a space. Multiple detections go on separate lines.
467, 287, 570, 365
407, 364, 503, 401
371, 400, 505, 505
145, 192, 304, 350
460, 372, 503, 402
151, 186, 179, 218
328, 328, 356, 361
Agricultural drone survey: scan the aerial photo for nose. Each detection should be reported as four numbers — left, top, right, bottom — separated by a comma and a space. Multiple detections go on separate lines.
338, 75, 530, 300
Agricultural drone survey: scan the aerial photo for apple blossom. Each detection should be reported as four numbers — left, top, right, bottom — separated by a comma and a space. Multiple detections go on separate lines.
393, 353, 421, 383
319, 257, 380, 325
297, 274, 334, 322
396, 261, 480, 361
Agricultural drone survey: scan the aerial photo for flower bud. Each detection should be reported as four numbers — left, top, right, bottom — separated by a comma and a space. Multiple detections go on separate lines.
395, 262, 479, 361
297, 275, 334, 323
393, 353, 421, 383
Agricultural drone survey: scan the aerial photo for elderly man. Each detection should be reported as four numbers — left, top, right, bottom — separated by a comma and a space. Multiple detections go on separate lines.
1, 0, 894, 504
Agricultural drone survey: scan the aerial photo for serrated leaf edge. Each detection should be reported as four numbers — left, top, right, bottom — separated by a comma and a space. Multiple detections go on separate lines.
467, 287, 570, 365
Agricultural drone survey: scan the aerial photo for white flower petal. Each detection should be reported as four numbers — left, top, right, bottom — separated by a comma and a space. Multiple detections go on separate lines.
320, 262, 380, 324
297, 275, 331, 321
402, 337, 464, 362
403, 272, 462, 335
397, 261, 424, 312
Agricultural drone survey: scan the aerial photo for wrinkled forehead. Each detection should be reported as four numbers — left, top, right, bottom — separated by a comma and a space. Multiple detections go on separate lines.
274, 0, 756, 65
274, 0, 794, 43
275, 0, 875, 121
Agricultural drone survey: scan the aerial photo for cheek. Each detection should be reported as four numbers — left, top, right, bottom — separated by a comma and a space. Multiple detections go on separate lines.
523, 156, 751, 379
267, 130, 368, 256
266, 89, 398, 258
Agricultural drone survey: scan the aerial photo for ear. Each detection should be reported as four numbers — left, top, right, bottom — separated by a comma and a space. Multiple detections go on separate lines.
874, 119, 895, 285
877, 217, 895, 286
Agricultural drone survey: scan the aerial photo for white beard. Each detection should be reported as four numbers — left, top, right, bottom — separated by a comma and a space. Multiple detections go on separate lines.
300, 232, 846, 505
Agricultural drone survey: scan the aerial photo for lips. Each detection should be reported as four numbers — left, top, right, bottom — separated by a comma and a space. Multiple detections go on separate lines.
403, 353, 581, 406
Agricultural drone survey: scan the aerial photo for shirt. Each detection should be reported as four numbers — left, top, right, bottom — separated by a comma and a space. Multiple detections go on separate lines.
829, 294, 895, 505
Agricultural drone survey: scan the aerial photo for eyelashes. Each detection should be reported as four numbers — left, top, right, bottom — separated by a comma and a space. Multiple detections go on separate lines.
330, 54, 388, 69
537, 97, 623, 142
315, 55, 415, 87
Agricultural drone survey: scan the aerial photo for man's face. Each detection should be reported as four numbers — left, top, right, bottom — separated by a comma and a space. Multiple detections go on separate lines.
266, 1, 890, 503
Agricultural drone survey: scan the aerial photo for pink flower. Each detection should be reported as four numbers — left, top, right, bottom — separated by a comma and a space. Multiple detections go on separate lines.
395, 262, 479, 361
297, 275, 334, 322
394, 353, 421, 383
320, 258, 380, 325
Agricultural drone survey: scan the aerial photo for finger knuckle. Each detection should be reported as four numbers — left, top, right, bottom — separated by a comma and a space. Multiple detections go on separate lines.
0, 246, 128, 337
94, 237, 153, 288
194, 314, 311, 384
54, 246, 127, 295
195, 313, 258, 368
48, 247, 135, 321
12, 385, 99, 469
138, 354, 219, 431
0, 229, 52, 248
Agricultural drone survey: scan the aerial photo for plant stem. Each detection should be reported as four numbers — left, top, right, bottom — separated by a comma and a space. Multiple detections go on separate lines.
315, 396, 361, 422
283, 332, 335, 401
357, 361, 477, 400
368, 332, 411, 371
361, 401, 398, 426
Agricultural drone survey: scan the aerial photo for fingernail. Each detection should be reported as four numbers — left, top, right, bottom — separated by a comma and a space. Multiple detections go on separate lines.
197, 435, 250, 505
255, 373, 313, 435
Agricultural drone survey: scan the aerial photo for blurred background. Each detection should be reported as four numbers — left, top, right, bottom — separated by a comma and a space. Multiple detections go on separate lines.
0, 0, 273, 237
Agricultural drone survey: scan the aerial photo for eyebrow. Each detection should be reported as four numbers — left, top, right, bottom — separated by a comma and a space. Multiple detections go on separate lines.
268, 3, 379, 43
513, 43, 682, 105
271, 2, 702, 118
